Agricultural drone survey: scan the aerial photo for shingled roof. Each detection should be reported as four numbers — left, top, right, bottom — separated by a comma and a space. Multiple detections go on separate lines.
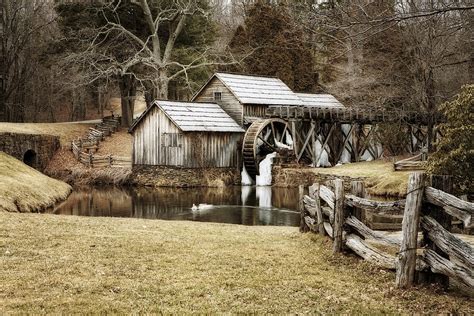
296, 93, 345, 108
198, 73, 304, 106
129, 100, 244, 133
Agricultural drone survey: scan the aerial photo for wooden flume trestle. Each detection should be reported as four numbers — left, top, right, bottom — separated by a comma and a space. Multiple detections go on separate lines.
242, 106, 439, 178
266, 106, 443, 125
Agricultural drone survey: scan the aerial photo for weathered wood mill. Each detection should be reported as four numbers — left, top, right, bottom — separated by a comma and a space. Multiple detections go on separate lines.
131, 72, 435, 181
129, 100, 244, 168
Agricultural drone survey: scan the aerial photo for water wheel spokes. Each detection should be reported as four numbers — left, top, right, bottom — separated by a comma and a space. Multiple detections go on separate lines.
242, 118, 292, 180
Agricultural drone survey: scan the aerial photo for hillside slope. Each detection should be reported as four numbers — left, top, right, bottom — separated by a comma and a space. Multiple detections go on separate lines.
0, 152, 72, 212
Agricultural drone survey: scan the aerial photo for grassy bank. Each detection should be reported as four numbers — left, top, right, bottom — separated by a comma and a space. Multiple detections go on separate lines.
275, 160, 412, 197
0, 122, 94, 146
1, 212, 472, 314
0, 152, 72, 212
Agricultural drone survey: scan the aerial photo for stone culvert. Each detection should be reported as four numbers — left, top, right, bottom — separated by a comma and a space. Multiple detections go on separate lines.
0, 133, 60, 172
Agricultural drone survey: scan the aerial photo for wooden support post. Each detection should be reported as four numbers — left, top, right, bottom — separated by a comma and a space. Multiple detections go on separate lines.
309, 183, 325, 236
299, 185, 309, 233
352, 124, 360, 162
351, 181, 365, 222
396, 172, 425, 288
311, 121, 317, 166
315, 123, 335, 166
297, 122, 316, 161
333, 179, 344, 253
422, 174, 453, 289
291, 120, 299, 156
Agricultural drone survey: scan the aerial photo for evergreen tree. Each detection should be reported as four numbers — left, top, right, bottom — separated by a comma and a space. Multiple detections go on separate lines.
226, 2, 317, 92
427, 85, 474, 195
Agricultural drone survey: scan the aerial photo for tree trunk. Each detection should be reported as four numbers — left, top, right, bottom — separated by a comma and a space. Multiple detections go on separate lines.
119, 74, 136, 127
158, 68, 169, 100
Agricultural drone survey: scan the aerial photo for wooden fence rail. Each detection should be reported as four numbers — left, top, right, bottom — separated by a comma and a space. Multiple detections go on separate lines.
70, 116, 131, 168
394, 153, 426, 171
300, 172, 473, 291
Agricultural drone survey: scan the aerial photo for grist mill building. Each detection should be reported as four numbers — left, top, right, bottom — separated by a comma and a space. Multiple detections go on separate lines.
129, 100, 244, 168
130, 73, 350, 184
192, 72, 303, 126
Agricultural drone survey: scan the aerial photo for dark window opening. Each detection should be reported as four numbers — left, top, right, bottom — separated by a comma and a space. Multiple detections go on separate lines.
23, 149, 37, 168
214, 92, 222, 101
161, 133, 182, 147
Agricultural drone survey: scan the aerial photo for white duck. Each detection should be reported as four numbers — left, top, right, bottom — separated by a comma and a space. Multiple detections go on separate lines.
191, 203, 213, 212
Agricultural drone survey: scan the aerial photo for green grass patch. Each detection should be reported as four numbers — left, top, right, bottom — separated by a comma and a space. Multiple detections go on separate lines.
1, 212, 471, 314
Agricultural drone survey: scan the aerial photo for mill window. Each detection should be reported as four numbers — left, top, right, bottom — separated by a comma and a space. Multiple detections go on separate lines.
214, 92, 222, 101
161, 133, 182, 147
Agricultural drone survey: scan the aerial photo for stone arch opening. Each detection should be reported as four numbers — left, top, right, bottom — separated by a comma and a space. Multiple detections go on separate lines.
23, 149, 37, 168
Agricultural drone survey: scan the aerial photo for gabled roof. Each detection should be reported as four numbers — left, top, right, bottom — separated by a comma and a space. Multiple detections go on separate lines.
129, 100, 244, 133
296, 93, 345, 108
194, 72, 303, 106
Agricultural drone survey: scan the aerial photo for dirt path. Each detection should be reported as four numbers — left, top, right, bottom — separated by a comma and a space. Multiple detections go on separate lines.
1, 212, 472, 314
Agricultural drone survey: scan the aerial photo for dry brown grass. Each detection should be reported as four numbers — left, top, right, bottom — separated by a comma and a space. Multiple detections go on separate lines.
97, 128, 132, 157
45, 148, 132, 186
0, 122, 94, 146
317, 160, 411, 196
1, 212, 472, 314
0, 152, 72, 212
281, 159, 411, 197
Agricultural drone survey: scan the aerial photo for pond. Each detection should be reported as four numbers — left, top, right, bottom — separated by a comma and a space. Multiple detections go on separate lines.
47, 186, 301, 227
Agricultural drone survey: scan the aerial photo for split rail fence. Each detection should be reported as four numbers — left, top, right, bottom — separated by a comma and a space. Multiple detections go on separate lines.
71, 116, 131, 168
299, 173, 473, 290
394, 152, 426, 171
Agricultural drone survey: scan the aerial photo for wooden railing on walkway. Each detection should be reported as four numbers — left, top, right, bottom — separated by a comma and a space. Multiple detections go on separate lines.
71, 116, 131, 168
266, 106, 443, 125
300, 173, 473, 290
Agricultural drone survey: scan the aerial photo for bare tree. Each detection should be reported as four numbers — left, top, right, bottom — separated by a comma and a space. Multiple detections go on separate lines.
60, 0, 240, 126
1, 0, 56, 122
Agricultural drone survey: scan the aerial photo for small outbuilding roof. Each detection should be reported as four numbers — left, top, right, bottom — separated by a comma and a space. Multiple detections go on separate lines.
296, 93, 345, 108
129, 100, 244, 133
195, 72, 303, 106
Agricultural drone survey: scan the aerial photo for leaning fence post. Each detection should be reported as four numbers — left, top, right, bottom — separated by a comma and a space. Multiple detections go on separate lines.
396, 172, 425, 288
309, 183, 325, 236
299, 185, 309, 233
333, 179, 344, 253
351, 180, 365, 222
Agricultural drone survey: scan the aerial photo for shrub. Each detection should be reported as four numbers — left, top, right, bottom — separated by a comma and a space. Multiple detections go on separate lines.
426, 84, 474, 195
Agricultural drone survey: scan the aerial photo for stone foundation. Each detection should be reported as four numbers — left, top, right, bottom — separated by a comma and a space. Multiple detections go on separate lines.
0, 133, 60, 171
272, 165, 365, 191
131, 165, 241, 187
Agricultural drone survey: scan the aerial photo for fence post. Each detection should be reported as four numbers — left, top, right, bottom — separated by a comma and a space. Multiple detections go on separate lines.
333, 179, 344, 253
309, 183, 325, 236
422, 174, 453, 289
299, 185, 309, 233
396, 172, 425, 288
351, 180, 365, 222
108, 154, 113, 167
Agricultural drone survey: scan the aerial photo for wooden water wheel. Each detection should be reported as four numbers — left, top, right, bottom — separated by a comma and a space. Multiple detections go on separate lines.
242, 118, 292, 179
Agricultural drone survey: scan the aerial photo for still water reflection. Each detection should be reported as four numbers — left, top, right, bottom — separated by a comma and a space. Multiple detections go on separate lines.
48, 186, 300, 226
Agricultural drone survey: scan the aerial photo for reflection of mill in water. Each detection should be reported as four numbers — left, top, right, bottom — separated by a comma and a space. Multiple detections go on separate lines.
51, 186, 300, 227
